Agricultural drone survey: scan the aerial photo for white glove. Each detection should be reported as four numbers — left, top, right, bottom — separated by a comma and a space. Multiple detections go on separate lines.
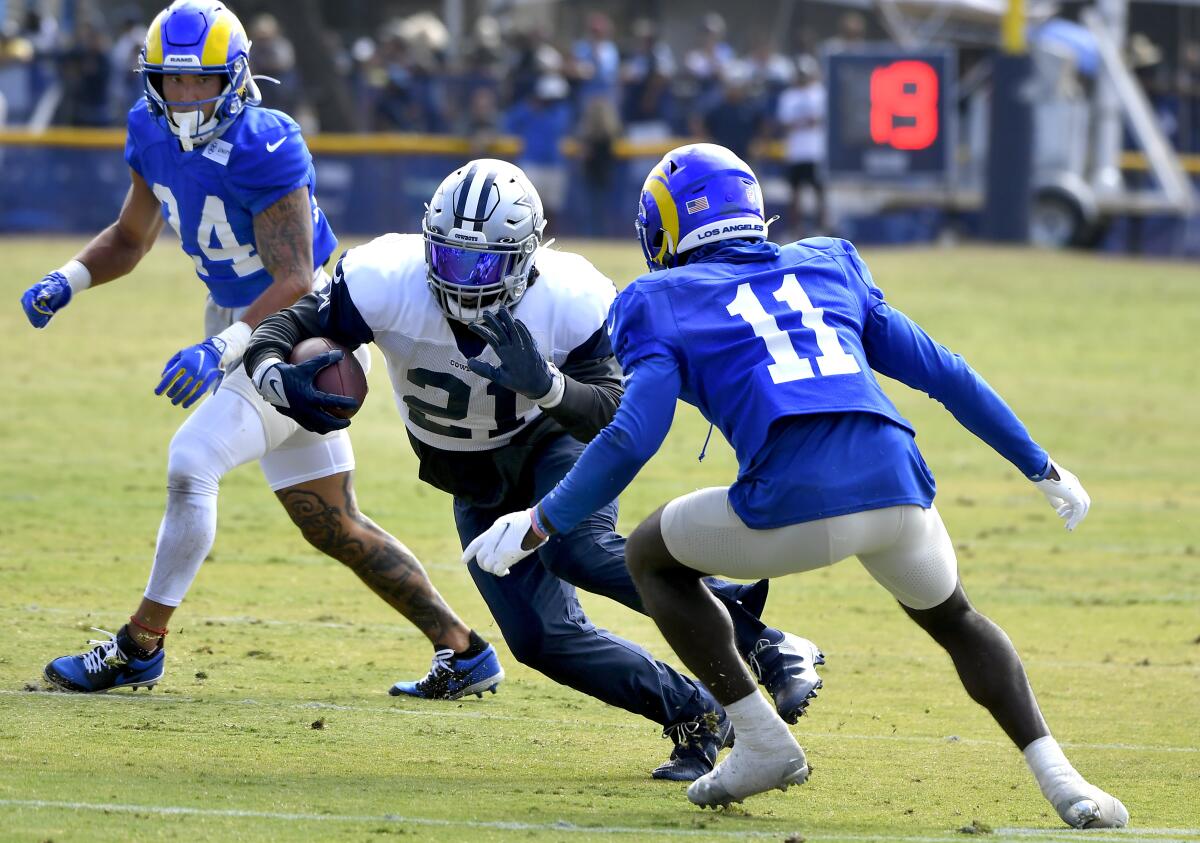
251, 357, 290, 408
462, 509, 547, 577
1034, 459, 1090, 531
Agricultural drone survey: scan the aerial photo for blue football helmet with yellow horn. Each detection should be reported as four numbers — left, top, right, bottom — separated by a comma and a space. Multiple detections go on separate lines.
636, 143, 767, 271
139, 1, 261, 150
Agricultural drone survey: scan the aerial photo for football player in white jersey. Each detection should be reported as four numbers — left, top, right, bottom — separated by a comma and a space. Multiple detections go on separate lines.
19, 0, 500, 696
243, 159, 827, 781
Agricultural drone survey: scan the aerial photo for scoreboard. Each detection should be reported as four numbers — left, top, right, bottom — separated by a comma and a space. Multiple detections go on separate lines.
824, 47, 956, 180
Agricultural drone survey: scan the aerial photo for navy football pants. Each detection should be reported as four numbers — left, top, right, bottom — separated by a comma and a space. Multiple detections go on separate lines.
454, 433, 767, 727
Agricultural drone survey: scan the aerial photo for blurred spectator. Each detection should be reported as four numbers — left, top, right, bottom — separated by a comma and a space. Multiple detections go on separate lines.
777, 55, 828, 236
684, 12, 734, 84
1179, 40, 1200, 153
57, 22, 110, 127
372, 18, 446, 133
107, 16, 145, 121
567, 12, 619, 106
696, 63, 767, 164
505, 74, 572, 223
621, 18, 675, 139
1128, 33, 1178, 150
681, 12, 735, 123
464, 86, 501, 156
250, 14, 299, 115
827, 12, 868, 53
746, 38, 794, 111
452, 16, 504, 112
0, 23, 35, 125
578, 93, 622, 236
506, 25, 562, 108
21, 10, 57, 107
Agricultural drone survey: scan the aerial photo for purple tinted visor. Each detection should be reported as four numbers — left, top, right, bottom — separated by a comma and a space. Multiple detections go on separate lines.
429, 243, 510, 288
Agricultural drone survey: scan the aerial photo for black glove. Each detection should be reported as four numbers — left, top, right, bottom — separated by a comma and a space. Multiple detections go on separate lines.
252, 351, 358, 435
466, 307, 555, 400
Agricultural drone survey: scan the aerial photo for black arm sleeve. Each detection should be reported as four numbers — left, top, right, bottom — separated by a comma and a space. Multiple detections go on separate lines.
539, 326, 624, 443
243, 293, 324, 376
243, 255, 375, 376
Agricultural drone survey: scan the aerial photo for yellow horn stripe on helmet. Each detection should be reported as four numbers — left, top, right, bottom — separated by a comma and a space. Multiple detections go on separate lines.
201, 9, 243, 67
645, 172, 679, 266
144, 11, 165, 65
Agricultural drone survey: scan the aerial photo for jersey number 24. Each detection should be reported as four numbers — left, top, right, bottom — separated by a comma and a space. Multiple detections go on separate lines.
727, 274, 861, 384
153, 184, 264, 278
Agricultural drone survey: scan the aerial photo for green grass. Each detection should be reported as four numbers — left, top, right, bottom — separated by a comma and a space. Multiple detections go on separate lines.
1, 237, 1197, 842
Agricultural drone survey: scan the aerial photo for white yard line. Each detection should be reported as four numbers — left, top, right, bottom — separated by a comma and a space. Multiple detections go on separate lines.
0, 799, 1194, 842
3, 690, 1197, 755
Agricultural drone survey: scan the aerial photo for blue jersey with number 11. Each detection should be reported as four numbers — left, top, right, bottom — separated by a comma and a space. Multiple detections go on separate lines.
124, 100, 337, 308
611, 238, 913, 468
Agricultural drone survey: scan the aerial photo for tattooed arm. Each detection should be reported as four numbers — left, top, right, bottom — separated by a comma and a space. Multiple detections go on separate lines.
240, 186, 315, 328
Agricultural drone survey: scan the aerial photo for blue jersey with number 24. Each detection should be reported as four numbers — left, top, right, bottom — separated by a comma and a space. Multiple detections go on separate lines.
124, 100, 337, 308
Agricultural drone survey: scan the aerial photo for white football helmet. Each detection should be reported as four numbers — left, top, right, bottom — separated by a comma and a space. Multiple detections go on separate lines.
423, 159, 546, 322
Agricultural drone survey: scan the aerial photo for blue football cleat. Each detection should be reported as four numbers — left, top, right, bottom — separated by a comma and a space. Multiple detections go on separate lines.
733, 579, 770, 620
44, 627, 165, 693
389, 644, 504, 700
652, 711, 734, 782
748, 630, 825, 724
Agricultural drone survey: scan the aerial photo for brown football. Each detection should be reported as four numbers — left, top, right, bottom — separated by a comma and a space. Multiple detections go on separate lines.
289, 337, 368, 418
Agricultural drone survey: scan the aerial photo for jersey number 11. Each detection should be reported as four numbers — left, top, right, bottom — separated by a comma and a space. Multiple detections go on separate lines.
726, 274, 860, 384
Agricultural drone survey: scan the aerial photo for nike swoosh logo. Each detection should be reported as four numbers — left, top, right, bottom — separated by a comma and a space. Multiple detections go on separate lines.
265, 137, 285, 153
268, 379, 287, 405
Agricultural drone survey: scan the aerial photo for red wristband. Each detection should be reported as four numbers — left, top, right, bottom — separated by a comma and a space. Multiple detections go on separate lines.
528, 508, 549, 541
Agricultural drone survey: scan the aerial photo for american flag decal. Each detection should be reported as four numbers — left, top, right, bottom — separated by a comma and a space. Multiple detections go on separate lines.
685, 196, 710, 214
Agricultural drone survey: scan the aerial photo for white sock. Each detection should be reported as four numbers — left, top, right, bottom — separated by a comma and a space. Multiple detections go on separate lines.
143, 488, 218, 606
143, 389, 267, 606
1024, 735, 1085, 806
724, 691, 796, 751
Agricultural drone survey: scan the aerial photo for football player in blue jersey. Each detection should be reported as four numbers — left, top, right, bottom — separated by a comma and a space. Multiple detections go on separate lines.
19, 0, 501, 698
242, 159, 826, 781
467, 144, 1128, 826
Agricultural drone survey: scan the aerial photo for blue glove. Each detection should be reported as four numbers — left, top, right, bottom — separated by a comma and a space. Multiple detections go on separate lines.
252, 351, 359, 435
466, 307, 553, 400
155, 338, 224, 408
21, 272, 73, 328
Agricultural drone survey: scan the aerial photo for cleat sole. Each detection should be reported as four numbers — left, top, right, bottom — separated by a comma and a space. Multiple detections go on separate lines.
42, 667, 163, 694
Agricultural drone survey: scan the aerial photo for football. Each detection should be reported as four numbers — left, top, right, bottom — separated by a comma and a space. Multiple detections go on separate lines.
289, 337, 368, 418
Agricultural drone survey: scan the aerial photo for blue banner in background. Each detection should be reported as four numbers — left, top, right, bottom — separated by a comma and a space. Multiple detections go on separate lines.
0, 144, 640, 240
1, 141, 1197, 256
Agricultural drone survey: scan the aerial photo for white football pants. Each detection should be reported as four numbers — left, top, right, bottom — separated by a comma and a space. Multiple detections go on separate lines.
143, 272, 368, 608
660, 489, 958, 611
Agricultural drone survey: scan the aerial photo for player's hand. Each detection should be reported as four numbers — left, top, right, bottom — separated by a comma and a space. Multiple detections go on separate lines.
466, 307, 557, 401
155, 338, 225, 408
1034, 459, 1090, 531
21, 272, 73, 328
462, 509, 546, 577
251, 352, 358, 435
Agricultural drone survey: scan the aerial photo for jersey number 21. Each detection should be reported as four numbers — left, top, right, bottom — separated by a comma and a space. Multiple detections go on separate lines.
727, 274, 860, 384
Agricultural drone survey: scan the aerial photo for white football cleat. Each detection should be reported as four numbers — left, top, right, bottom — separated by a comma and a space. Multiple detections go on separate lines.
1054, 782, 1129, 829
686, 739, 809, 808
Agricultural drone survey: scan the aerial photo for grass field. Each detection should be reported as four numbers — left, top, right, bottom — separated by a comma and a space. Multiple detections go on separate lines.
0, 236, 1197, 843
